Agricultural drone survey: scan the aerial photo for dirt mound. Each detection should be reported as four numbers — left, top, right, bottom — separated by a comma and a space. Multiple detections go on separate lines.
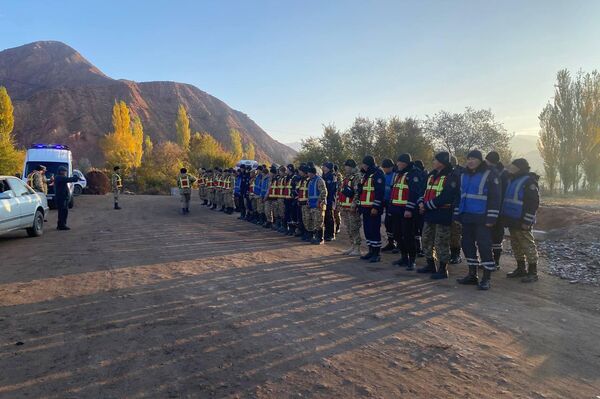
84, 169, 110, 195
535, 205, 600, 231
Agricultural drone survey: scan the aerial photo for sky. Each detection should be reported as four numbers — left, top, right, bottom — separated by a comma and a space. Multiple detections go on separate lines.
1, 0, 600, 145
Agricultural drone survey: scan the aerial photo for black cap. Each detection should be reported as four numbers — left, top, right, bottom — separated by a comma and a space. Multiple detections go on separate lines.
180, 168, 187, 173
511, 158, 530, 172
308, 166, 317, 174
381, 158, 394, 168
362, 155, 375, 167
397, 153, 412, 164
323, 162, 334, 170
299, 165, 309, 173
435, 151, 451, 167
485, 151, 500, 164
467, 150, 483, 161
114, 166, 120, 171
344, 159, 357, 168
414, 160, 424, 170
270, 166, 277, 174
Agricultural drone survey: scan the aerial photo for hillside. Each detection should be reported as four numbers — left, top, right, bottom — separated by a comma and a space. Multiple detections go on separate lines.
0, 41, 296, 165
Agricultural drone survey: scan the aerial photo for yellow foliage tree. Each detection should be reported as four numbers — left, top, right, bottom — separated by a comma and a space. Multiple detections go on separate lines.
188, 131, 236, 170
137, 141, 185, 193
229, 129, 243, 160
100, 101, 144, 174
175, 104, 191, 151
0, 86, 24, 175
245, 142, 255, 160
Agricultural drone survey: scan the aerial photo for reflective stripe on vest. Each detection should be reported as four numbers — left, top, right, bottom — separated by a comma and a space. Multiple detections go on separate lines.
458, 170, 491, 215
27, 172, 36, 187
390, 173, 409, 206
179, 175, 190, 189
298, 179, 308, 202
359, 176, 375, 207
114, 174, 123, 189
282, 177, 293, 199
501, 175, 529, 220
423, 175, 449, 208
249, 177, 255, 192
337, 177, 353, 208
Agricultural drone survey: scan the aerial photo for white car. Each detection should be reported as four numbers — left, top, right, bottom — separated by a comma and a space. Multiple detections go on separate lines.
73, 169, 87, 195
0, 176, 49, 238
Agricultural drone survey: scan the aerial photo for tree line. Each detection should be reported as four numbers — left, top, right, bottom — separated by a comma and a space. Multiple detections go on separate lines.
296, 108, 512, 168
538, 69, 600, 193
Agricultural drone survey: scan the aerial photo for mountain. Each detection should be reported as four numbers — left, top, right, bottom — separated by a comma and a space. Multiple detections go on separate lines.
0, 41, 296, 165
509, 135, 544, 174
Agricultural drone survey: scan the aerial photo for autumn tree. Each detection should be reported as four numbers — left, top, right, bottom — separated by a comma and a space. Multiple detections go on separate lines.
188, 132, 236, 170
229, 129, 243, 160
579, 71, 600, 191
0, 86, 24, 175
100, 101, 144, 174
175, 104, 191, 151
424, 107, 512, 163
137, 141, 184, 193
347, 117, 375, 161
245, 142, 256, 160
538, 104, 560, 193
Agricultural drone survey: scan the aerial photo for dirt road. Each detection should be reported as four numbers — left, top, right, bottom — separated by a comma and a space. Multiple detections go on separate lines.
0, 195, 599, 398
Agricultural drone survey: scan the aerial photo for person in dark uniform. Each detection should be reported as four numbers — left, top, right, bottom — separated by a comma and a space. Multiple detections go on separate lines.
412, 159, 428, 257
500, 158, 541, 283
380, 159, 396, 252
455, 150, 501, 290
54, 166, 82, 230
322, 162, 338, 241
285, 164, 300, 236
485, 151, 510, 269
358, 155, 385, 263
449, 155, 464, 264
333, 164, 343, 235
389, 153, 424, 270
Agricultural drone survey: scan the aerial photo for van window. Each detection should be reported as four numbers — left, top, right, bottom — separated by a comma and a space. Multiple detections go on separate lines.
25, 162, 68, 180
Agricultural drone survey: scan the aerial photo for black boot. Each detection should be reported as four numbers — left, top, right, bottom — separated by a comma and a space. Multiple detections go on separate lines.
493, 249, 502, 270
369, 247, 381, 263
311, 229, 324, 245
431, 262, 449, 279
181, 208, 186, 214
507, 261, 527, 278
478, 269, 492, 290
417, 258, 436, 273
302, 231, 312, 242
360, 246, 374, 260
114, 203, 121, 210
457, 266, 479, 285
381, 241, 396, 252
406, 257, 416, 271
521, 263, 538, 283
449, 248, 462, 264
392, 254, 408, 267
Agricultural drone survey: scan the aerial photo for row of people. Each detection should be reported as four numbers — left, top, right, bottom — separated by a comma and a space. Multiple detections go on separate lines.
180, 150, 540, 291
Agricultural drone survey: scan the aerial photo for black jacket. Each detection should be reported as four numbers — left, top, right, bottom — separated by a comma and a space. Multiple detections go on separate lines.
418, 166, 459, 225
54, 175, 80, 201
358, 166, 385, 212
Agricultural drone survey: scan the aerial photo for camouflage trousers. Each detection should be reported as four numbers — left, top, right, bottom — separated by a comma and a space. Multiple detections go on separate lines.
340, 208, 361, 246
450, 220, 462, 250
198, 186, 206, 200
508, 228, 538, 264
113, 189, 120, 203
224, 190, 234, 208
422, 222, 451, 263
251, 197, 260, 214
264, 199, 276, 223
304, 206, 324, 232
180, 192, 191, 208
276, 199, 285, 219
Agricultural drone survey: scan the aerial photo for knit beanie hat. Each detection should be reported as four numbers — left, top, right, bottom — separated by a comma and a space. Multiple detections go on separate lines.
485, 151, 500, 164
467, 150, 483, 161
435, 151, 451, 167
381, 158, 394, 168
511, 158, 530, 172
362, 155, 375, 167
397, 153, 412, 164
344, 159, 357, 168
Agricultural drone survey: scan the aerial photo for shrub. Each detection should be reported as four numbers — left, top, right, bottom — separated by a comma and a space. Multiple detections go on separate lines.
85, 169, 111, 195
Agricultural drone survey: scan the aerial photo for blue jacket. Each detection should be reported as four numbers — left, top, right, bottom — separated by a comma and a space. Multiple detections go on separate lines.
418, 166, 459, 225
322, 171, 338, 206
384, 171, 394, 201
234, 175, 242, 195
253, 174, 263, 195
308, 175, 324, 208
260, 174, 271, 199
358, 166, 385, 212
500, 172, 540, 229
455, 163, 501, 225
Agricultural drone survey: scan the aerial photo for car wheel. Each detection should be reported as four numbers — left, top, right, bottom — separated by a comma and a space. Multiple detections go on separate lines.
73, 184, 83, 195
26, 210, 44, 237
68, 197, 74, 209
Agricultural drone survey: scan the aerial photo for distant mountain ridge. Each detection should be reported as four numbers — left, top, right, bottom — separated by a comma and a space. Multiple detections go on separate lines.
0, 41, 296, 165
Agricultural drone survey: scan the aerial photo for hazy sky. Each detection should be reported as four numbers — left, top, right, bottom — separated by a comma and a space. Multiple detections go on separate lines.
2, 0, 600, 144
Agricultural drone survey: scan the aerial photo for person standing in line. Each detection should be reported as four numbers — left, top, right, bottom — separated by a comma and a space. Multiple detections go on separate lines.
358, 155, 385, 263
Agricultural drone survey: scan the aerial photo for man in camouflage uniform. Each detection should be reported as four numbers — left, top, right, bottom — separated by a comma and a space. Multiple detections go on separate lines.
338, 159, 362, 256
112, 166, 123, 210
305, 164, 327, 245
333, 164, 343, 235
223, 168, 235, 214
296, 165, 311, 240
449, 155, 463, 264
263, 166, 278, 228
416, 152, 459, 279
276, 165, 287, 231
177, 167, 197, 214
31, 165, 51, 195
198, 168, 208, 205
500, 158, 540, 283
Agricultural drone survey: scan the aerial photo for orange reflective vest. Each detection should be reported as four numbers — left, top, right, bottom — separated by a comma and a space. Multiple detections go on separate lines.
179, 175, 190, 189
390, 173, 409, 206
281, 176, 293, 199
338, 177, 354, 208
298, 178, 309, 203
359, 176, 375, 207
423, 175, 449, 207
249, 176, 256, 193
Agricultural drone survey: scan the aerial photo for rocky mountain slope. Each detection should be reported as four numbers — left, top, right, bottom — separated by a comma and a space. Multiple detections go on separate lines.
0, 41, 296, 165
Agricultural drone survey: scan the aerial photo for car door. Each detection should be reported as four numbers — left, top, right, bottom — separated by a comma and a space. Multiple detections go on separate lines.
0, 178, 21, 231
7, 177, 37, 228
